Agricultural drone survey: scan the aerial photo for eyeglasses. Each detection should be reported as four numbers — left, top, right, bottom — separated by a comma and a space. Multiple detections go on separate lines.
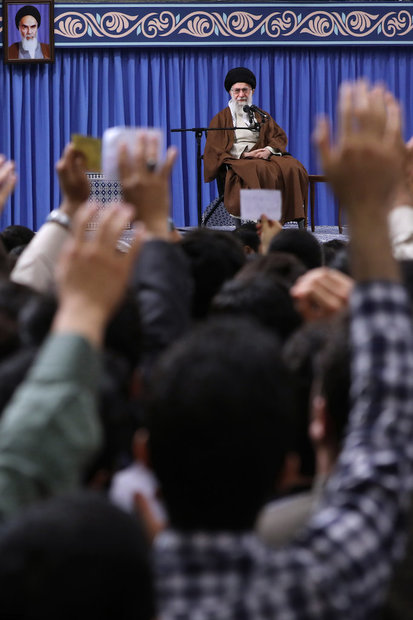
231, 88, 251, 95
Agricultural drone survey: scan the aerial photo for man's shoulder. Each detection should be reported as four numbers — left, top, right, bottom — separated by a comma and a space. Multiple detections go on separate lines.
209, 107, 231, 127
8, 42, 20, 59
40, 43, 51, 59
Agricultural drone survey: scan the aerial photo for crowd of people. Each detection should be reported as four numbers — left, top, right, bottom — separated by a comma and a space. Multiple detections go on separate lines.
0, 80, 413, 618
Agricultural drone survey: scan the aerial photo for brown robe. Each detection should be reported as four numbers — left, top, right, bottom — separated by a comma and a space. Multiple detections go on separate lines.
8, 41, 50, 60
204, 107, 308, 222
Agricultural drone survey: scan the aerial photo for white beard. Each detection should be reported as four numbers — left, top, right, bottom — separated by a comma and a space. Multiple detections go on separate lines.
230, 92, 253, 114
21, 37, 38, 59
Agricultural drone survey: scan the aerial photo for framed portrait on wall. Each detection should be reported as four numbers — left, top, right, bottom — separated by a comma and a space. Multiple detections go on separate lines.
3, 0, 54, 64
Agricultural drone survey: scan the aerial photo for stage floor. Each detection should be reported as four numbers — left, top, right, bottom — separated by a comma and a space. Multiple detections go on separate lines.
177, 224, 349, 244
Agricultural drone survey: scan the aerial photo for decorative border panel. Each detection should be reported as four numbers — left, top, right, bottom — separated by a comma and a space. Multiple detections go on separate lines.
1, 3, 413, 47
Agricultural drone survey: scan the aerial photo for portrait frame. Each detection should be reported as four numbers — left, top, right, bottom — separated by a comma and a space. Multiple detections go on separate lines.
3, 0, 54, 64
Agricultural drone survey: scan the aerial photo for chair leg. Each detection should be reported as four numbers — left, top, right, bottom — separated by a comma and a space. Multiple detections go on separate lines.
338, 203, 343, 234
310, 181, 316, 232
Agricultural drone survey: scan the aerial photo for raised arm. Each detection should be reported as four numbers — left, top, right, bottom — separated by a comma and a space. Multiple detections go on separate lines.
11, 143, 90, 293
0, 203, 143, 522
119, 135, 193, 370
287, 82, 413, 617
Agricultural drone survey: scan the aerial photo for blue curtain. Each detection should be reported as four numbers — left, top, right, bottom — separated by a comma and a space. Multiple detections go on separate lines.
1, 45, 413, 230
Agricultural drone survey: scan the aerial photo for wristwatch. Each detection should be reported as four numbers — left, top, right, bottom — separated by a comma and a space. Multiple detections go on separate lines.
46, 209, 72, 230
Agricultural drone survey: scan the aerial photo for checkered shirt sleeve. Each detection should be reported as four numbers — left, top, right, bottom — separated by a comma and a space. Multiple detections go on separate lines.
155, 281, 413, 619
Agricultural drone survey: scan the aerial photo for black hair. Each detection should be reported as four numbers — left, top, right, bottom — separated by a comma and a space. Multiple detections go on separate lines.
0, 280, 38, 361
268, 229, 322, 271
236, 251, 307, 288
321, 239, 348, 267
0, 492, 155, 620
146, 316, 293, 531
180, 228, 246, 319
211, 274, 302, 343
282, 321, 333, 478
232, 222, 260, 254
328, 246, 351, 275
0, 347, 38, 419
0, 225, 34, 253
314, 315, 351, 447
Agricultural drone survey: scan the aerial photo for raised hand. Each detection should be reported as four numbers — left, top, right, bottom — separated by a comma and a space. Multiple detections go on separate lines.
314, 80, 404, 281
291, 267, 354, 322
0, 155, 17, 213
118, 133, 178, 239
257, 214, 282, 254
56, 143, 91, 217
53, 202, 144, 346
314, 81, 404, 217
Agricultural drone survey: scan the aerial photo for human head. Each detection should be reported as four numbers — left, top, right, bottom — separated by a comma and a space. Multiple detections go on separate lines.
225, 67, 256, 93
180, 228, 245, 319
225, 67, 256, 108
0, 225, 34, 253
15, 6, 41, 40
231, 222, 260, 255
146, 316, 293, 530
236, 252, 307, 288
0, 492, 155, 620
268, 229, 323, 271
211, 274, 302, 343
310, 316, 351, 456
321, 238, 348, 267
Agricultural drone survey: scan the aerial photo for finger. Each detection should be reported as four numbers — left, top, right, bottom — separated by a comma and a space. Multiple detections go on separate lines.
337, 81, 354, 143
0, 160, 15, 185
161, 146, 178, 177
118, 143, 132, 181
71, 202, 98, 243
146, 133, 161, 167
133, 492, 165, 542
56, 143, 75, 173
385, 94, 403, 147
313, 116, 331, 170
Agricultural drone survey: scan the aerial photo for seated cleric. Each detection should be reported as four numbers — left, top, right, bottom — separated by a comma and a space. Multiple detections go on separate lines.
8, 5, 50, 60
203, 67, 308, 225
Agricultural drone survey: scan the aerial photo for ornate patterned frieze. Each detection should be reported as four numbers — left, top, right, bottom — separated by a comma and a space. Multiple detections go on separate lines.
1, 3, 413, 46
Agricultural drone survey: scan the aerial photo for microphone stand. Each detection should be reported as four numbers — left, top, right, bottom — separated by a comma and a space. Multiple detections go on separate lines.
171, 125, 262, 226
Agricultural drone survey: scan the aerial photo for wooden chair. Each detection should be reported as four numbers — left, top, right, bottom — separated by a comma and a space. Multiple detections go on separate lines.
308, 174, 343, 234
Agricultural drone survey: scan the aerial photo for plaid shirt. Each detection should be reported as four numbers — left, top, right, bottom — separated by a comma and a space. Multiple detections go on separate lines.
154, 282, 413, 619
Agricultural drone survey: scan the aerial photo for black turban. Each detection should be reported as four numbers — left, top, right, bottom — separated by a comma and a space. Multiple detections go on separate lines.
224, 67, 256, 92
15, 5, 41, 29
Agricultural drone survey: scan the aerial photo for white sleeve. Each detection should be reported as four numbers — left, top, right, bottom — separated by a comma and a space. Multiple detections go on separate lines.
11, 222, 70, 293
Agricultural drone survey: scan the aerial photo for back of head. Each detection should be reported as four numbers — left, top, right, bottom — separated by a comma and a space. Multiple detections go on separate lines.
211, 274, 302, 343
232, 222, 260, 254
0, 347, 38, 419
314, 315, 351, 448
236, 251, 307, 288
0, 280, 38, 361
0, 225, 34, 253
283, 321, 334, 478
322, 239, 348, 267
180, 228, 246, 319
268, 229, 322, 271
146, 316, 293, 531
0, 492, 154, 620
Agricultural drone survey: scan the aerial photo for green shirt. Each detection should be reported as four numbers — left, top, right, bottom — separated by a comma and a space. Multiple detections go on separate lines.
0, 332, 102, 522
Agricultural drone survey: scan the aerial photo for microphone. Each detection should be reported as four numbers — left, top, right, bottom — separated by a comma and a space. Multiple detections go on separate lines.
243, 105, 255, 127
249, 104, 269, 119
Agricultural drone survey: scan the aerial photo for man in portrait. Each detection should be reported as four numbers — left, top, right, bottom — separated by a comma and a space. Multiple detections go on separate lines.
204, 67, 308, 225
8, 5, 50, 60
